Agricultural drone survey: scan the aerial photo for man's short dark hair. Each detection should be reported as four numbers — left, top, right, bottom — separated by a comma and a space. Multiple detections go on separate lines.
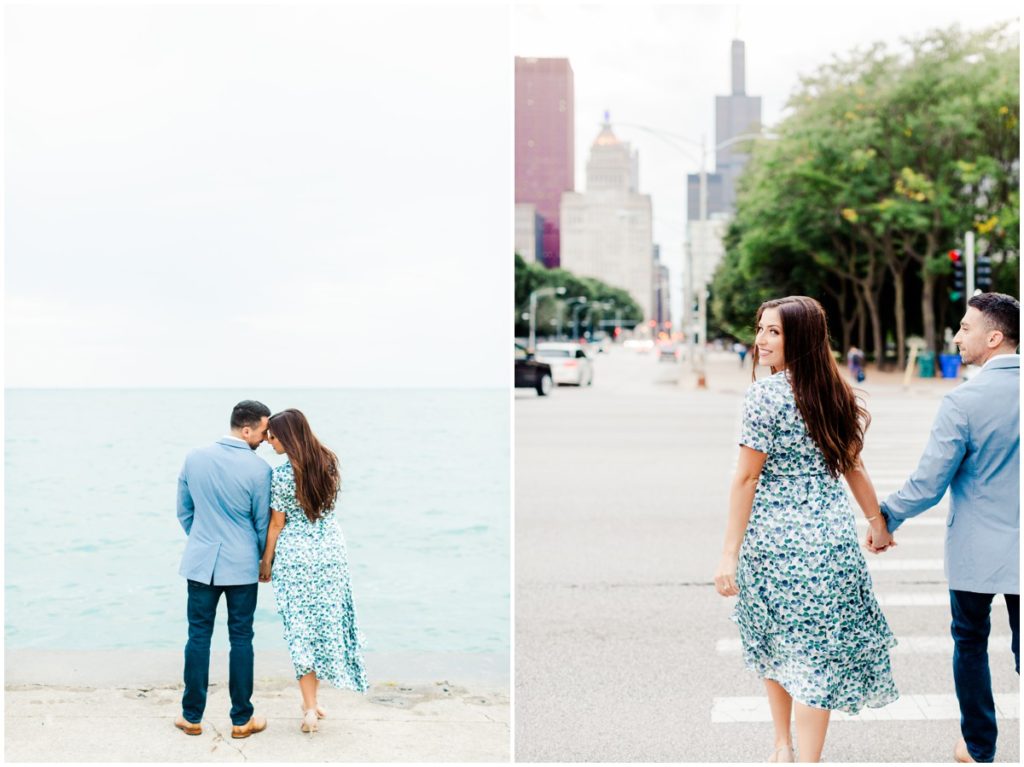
231, 400, 271, 429
968, 292, 1020, 347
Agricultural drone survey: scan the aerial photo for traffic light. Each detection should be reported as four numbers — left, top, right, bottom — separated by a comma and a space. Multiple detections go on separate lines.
948, 249, 964, 301
976, 252, 993, 291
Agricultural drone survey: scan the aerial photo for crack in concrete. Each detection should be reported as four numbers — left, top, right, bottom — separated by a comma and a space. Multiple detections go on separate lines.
206, 721, 247, 761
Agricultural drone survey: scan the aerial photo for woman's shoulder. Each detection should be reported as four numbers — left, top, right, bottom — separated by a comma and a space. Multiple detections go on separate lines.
746, 372, 790, 397
272, 461, 295, 479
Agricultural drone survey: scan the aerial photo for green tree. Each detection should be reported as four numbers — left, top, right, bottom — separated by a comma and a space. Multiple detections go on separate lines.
514, 254, 643, 339
712, 22, 1019, 363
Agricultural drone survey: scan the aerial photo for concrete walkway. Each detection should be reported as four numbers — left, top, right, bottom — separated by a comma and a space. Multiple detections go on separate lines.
5, 650, 509, 762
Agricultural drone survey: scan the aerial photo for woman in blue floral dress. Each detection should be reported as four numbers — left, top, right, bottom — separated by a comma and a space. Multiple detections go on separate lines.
260, 408, 368, 734
714, 297, 898, 763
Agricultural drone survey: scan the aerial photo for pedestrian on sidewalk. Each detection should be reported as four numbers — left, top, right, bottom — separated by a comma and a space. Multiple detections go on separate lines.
873, 292, 1020, 764
733, 340, 748, 367
714, 296, 897, 763
847, 345, 866, 383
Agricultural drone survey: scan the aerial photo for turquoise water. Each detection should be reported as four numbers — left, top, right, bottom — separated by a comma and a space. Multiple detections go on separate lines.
4, 389, 509, 655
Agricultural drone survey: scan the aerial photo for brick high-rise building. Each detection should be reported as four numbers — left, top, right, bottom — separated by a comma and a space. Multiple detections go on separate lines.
515, 57, 575, 267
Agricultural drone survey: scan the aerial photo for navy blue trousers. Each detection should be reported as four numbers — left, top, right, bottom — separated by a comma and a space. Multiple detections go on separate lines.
950, 589, 1020, 763
181, 579, 258, 726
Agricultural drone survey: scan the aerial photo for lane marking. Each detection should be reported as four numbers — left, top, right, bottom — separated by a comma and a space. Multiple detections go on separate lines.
715, 635, 1013, 655
877, 593, 1009, 607
855, 517, 947, 527
866, 558, 944, 572
711, 693, 1019, 723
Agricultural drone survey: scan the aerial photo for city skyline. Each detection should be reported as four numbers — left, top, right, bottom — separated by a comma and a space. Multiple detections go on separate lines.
513, 3, 1020, 324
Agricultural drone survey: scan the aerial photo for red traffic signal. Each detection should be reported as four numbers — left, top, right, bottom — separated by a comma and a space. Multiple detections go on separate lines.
948, 249, 962, 262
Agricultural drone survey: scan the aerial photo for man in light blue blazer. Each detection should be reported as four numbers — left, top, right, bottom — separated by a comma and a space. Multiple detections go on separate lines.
872, 293, 1019, 763
174, 400, 273, 740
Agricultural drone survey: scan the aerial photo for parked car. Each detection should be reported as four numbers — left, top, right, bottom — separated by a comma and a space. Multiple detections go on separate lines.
534, 342, 594, 386
515, 344, 554, 396
623, 338, 655, 352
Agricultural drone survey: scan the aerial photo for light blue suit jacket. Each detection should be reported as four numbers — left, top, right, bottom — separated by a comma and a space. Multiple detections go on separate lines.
882, 355, 1020, 595
177, 437, 272, 586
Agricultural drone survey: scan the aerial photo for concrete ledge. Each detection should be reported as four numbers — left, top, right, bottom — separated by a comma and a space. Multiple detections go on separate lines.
4, 650, 509, 762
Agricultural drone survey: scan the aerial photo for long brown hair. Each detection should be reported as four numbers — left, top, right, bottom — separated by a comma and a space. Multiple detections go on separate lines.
268, 409, 340, 522
751, 296, 870, 477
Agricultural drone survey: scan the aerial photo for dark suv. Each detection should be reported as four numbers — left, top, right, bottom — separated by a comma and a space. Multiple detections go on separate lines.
515, 343, 553, 396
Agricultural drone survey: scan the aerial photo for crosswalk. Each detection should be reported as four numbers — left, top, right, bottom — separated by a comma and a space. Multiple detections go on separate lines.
712, 391, 1020, 746
712, 693, 1020, 723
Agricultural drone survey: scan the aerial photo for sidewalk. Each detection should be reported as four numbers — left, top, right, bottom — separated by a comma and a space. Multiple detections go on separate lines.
4, 650, 509, 762
685, 348, 961, 398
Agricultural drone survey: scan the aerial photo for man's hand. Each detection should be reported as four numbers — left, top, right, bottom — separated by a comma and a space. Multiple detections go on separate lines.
259, 559, 272, 583
865, 521, 897, 554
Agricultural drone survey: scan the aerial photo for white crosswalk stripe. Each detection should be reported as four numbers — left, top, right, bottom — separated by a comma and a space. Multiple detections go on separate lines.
876, 592, 1010, 607
712, 694, 1019, 723
854, 517, 948, 527
715, 635, 1013, 655
866, 558, 943, 571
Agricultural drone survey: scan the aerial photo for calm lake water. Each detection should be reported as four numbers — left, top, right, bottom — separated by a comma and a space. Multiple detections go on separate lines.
5, 389, 509, 655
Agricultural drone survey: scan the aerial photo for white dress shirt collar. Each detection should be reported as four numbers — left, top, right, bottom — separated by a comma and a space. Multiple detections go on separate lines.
982, 353, 1020, 369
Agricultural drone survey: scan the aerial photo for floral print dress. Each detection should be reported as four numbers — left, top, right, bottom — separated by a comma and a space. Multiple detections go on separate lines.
271, 461, 368, 692
732, 371, 898, 714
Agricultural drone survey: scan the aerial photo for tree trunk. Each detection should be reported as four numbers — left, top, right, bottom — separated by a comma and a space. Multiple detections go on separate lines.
823, 278, 854, 353
891, 265, 907, 370
856, 290, 867, 351
859, 280, 884, 367
922, 273, 937, 352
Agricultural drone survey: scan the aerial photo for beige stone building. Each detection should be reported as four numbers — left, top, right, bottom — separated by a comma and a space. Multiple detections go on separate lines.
559, 118, 654, 321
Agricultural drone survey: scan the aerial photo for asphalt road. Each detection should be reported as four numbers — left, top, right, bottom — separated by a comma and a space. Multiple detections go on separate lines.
514, 346, 1019, 762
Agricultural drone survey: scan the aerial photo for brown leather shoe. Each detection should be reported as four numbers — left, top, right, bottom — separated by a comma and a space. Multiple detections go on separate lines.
174, 716, 202, 736
231, 715, 267, 739
954, 738, 976, 763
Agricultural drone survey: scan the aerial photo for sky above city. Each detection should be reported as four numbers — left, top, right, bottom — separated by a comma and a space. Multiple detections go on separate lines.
514, 2, 1020, 323
5, 4, 510, 388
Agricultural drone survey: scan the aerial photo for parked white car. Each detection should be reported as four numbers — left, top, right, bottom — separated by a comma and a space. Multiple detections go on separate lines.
534, 342, 595, 386
623, 338, 655, 352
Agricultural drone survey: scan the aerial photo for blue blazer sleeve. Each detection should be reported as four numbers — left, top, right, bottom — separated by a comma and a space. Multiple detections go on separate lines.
881, 394, 968, 532
252, 465, 272, 557
177, 460, 195, 534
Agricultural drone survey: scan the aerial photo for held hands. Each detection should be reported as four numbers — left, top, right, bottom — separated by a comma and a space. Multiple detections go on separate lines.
259, 559, 272, 583
864, 519, 897, 554
714, 552, 740, 597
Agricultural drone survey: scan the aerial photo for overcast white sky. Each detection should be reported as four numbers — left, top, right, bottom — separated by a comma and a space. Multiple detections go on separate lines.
5, 3, 511, 387
514, 2, 1020, 323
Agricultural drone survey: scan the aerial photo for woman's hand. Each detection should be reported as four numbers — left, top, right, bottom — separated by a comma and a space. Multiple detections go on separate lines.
865, 519, 896, 553
714, 552, 740, 597
259, 559, 272, 582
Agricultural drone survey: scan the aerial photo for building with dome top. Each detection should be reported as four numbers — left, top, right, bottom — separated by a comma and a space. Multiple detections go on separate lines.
559, 114, 655, 323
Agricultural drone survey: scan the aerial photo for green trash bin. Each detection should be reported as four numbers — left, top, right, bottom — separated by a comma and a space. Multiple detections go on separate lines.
918, 350, 936, 378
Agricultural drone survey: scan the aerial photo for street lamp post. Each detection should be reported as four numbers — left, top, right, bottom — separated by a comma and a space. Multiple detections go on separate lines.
568, 297, 589, 340
617, 121, 767, 388
528, 286, 567, 351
